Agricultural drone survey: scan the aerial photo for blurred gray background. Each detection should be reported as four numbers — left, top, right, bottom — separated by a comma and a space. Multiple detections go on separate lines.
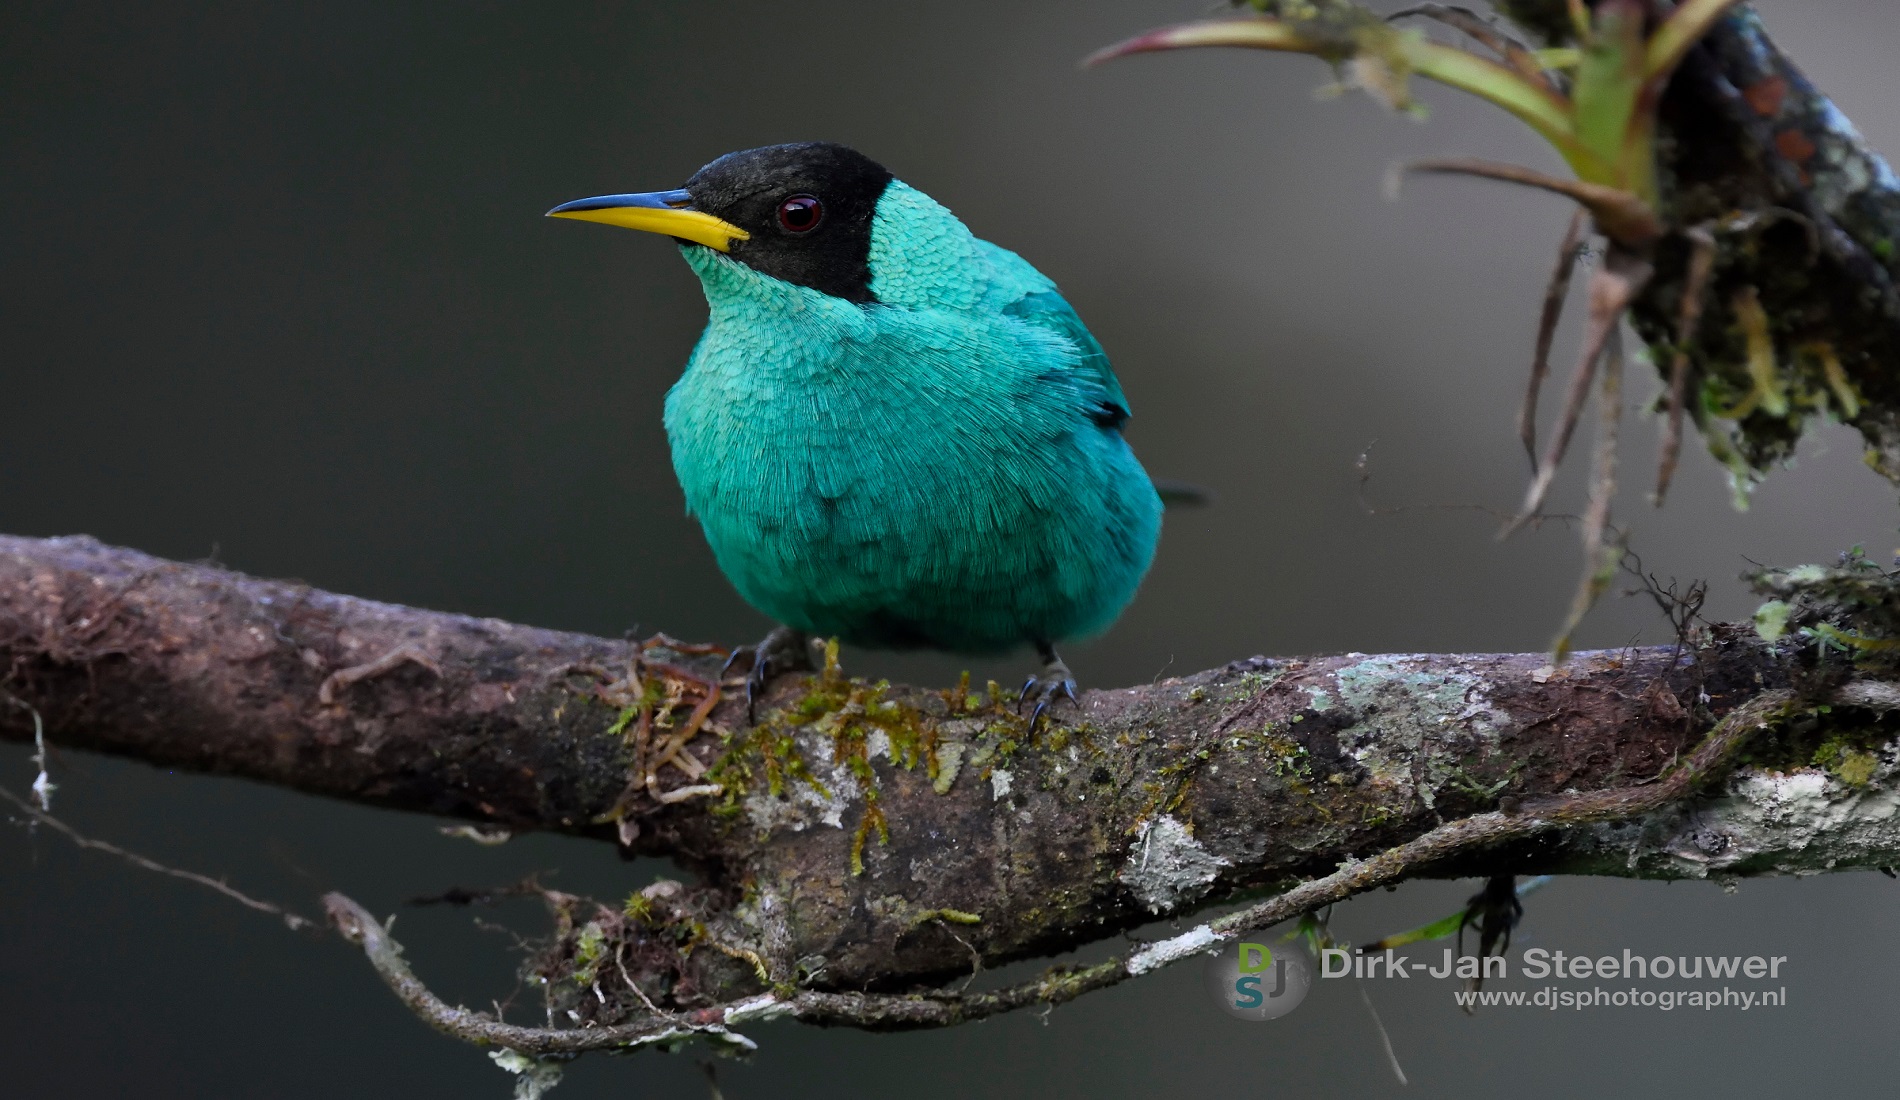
3, 1, 1897, 1095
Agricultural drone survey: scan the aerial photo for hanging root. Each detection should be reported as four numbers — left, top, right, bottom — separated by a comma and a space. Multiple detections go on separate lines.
1506, 249, 1652, 537
1521, 209, 1590, 468
1652, 225, 1718, 506
1551, 326, 1626, 661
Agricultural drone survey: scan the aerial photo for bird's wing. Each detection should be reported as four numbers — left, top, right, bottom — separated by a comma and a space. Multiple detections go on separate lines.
1004, 289, 1130, 422
976, 241, 1131, 420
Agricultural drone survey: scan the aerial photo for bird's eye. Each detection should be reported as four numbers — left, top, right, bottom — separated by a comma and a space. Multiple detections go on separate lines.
777, 195, 822, 233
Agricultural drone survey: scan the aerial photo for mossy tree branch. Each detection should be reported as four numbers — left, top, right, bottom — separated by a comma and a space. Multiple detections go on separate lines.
6, 532, 1900, 1056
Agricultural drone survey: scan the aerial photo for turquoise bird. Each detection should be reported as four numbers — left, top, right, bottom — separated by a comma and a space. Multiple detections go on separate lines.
550, 142, 1164, 721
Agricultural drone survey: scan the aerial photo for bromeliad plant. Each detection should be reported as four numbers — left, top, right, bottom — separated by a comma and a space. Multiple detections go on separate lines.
1092, 0, 1750, 655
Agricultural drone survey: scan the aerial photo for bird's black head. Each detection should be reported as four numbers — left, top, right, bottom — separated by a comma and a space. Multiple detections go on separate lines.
684, 143, 894, 304
548, 142, 895, 304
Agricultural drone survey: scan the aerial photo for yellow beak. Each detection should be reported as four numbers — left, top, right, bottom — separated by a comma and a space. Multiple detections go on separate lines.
546, 189, 750, 253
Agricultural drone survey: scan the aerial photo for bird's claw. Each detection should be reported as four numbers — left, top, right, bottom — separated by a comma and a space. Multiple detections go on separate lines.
1017, 647, 1079, 732
724, 626, 813, 723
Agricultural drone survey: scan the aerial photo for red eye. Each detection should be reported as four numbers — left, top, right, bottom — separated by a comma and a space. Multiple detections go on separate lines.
777, 194, 822, 233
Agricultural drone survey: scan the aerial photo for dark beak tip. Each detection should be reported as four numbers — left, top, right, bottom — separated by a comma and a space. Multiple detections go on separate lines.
546, 196, 603, 217
546, 190, 695, 217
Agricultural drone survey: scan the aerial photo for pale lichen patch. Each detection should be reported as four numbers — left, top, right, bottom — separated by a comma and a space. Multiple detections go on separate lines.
1665, 767, 1900, 874
743, 729, 859, 833
724, 994, 796, 1024
1120, 814, 1230, 913
1612, 738, 1900, 877
1127, 924, 1220, 975
1330, 655, 1507, 806
732, 884, 794, 972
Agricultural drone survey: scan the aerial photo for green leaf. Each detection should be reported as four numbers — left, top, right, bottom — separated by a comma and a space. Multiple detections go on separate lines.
1360, 909, 1469, 952
1405, 39, 1597, 175
1531, 47, 1582, 70
1571, 0, 1648, 193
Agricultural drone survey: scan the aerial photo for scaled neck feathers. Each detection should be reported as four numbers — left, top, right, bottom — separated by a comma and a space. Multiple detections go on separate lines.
866, 181, 988, 312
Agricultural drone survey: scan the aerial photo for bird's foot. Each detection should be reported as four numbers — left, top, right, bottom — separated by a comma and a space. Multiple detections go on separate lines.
1017, 642, 1079, 732
1457, 874, 1525, 1002
721, 626, 814, 722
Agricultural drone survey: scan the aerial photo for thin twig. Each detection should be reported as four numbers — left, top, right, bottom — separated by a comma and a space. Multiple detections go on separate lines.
0, 783, 314, 930
646, 684, 722, 794
408, 875, 546, 907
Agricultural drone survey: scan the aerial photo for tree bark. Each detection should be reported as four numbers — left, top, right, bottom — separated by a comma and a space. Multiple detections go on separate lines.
5, 533, 1898, 1028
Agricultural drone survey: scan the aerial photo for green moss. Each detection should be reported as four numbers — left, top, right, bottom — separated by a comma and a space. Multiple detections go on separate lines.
1444, 762, 1518, 802
1224, 670, 1283, 706
1811, 622, 1900, 656
1813, 737, 1881, 787
910, 908, 982, 926
1838, 750, 1878, 787
606, 705, 640, 738
850, 799, 889, 876
1362, 803, 1399, 828
1751, 552, 1900, 668
704, 708, 832, 820
571, 921, 608, 986
1677, 271, 1874, 494
1262, 731, 1313, 780
708, 637, 1020, 874
622, 892, 655, 924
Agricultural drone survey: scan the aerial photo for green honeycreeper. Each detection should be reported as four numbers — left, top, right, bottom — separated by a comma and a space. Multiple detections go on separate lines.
550, 143, 1163, 720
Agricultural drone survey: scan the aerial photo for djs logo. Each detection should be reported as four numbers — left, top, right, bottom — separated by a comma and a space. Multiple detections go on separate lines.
1203, 939, 1313, 1020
